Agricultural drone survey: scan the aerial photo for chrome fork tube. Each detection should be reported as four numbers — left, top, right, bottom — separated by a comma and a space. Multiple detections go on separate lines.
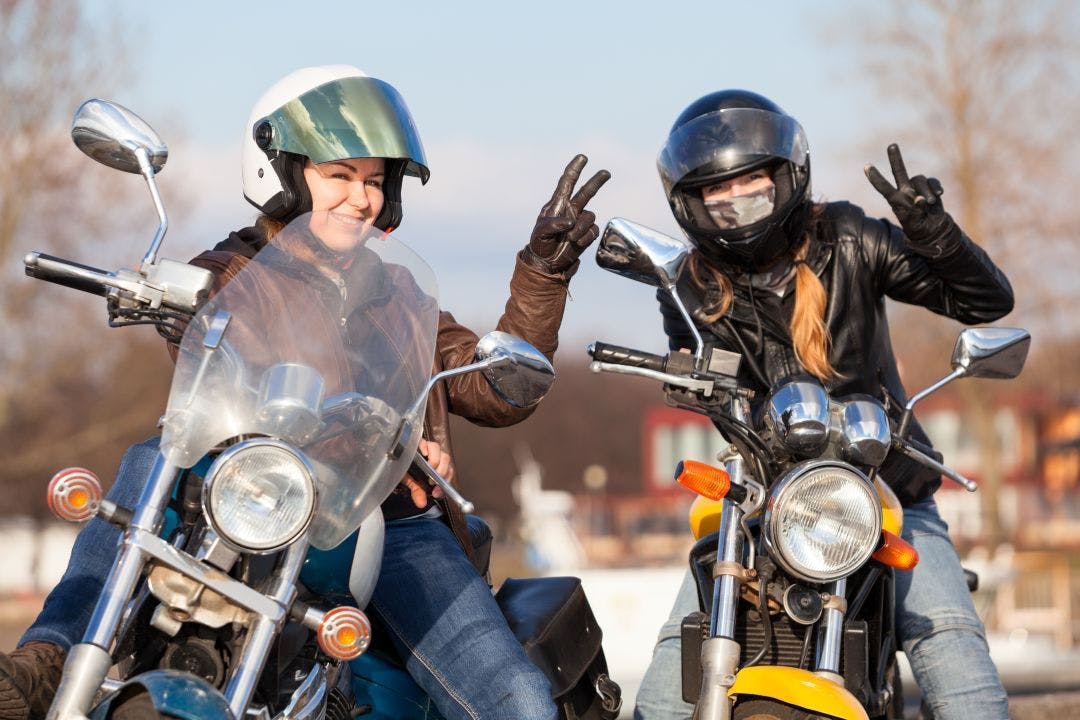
814, 577, 847, 681
224, 537, 310, 717
709, 500, 745, 639
697, 408, 749, 720
49, 453, 179, 719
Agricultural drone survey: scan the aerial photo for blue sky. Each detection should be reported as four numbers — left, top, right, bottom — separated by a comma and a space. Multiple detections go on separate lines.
83, 1, 895, 356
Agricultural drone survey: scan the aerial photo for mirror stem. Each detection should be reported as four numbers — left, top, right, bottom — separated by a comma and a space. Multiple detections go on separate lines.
664, 281, 705, 366
134, 145, 169, 268
897, 367, 965, 438
410, 355, 511, 419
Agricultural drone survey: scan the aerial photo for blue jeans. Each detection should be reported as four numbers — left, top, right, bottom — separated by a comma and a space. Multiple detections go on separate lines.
634, 500, 1008, 720
22, 439, 556, 720
370, 516, 555, 720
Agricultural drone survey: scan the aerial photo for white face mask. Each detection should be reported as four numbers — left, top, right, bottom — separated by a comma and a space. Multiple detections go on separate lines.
705, 186, 776, 230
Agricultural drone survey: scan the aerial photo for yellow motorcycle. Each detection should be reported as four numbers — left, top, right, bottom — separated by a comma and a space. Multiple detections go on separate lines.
588, 218, 1029, 720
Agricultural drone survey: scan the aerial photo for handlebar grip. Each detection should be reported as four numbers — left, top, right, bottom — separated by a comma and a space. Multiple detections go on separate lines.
24, 252, 111, 297
589, 341, 668, 373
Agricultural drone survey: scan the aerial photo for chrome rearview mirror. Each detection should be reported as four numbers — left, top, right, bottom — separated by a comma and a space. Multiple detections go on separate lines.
72, 99, 171, 267
473, 331, 555, 408
72, 99, 168, 175
596, 217, 691, 288
951, 327, 1031, 380
898, 326, 1031, 439
596, 217, 705, 363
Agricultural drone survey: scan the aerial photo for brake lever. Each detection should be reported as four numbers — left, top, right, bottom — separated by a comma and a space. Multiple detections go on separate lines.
893, 439, 977, 492
589, 360, 718, 396
409, 452, 474, 514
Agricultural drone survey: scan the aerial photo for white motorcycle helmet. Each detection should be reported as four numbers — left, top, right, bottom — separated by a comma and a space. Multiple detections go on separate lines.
242, 65, 429, 230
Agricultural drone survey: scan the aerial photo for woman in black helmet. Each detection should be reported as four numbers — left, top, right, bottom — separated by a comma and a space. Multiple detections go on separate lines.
634, 90, 1012, 720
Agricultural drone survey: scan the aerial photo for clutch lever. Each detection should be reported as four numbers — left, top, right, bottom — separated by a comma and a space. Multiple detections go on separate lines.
409, 451, 474, 514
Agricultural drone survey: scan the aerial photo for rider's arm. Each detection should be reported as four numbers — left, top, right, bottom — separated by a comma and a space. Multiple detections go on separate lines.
859, 204, 1014, 323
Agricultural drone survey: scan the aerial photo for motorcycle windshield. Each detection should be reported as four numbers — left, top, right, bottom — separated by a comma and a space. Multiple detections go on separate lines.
161, 212, 439, 549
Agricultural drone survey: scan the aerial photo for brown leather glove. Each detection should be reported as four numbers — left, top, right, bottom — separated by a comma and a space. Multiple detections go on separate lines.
522, 154, 611, 279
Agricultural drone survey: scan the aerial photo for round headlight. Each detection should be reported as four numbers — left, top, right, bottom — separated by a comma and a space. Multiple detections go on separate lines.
204, 440, 317, 553
764, 461, 881, 583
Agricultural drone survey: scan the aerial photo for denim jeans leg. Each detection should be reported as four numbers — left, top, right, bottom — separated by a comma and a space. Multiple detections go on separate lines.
896, 500, 1008, 720
368, 516, 556, 720
19, 437, 160, 651
634, 569, 696, 720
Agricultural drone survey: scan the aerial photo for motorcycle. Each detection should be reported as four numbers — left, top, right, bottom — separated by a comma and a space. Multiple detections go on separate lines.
24, 99, 622, 720
587, 217, 1030, 720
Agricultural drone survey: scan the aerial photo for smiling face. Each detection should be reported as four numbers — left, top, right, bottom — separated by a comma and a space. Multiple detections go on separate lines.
303, 157, 387, 253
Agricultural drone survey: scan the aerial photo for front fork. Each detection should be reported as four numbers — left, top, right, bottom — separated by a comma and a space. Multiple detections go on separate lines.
694, 403, 851, 720
47, 452, 310, 720
695, 498, 745, 720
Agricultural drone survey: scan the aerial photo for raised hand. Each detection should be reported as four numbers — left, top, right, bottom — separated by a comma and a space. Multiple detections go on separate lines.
864, 143, 953, 249
524, 154, 611, 277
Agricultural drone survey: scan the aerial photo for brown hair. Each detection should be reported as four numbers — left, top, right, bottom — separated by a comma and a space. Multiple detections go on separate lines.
690, 204, 838, 383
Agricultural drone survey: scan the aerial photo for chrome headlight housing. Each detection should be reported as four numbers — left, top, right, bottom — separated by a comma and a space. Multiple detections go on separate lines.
766, 379, 830, 456
838, 396, 891, 467
203, 439, 317, 553
763, 461, 881, 583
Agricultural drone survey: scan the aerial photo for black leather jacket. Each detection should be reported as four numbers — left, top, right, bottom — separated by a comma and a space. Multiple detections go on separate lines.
659, 201, 1014, 505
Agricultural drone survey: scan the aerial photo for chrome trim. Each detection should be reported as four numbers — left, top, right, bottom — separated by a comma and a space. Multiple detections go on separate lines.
762, 460, 881, 583
474, 331, 555, 409
257, 363, 325, 444
588, 361, 717, 396
766, 380, 830, 456
815, 578, 847, 674
839, 398, 891, 467
224, 538, 309, 717
274, 664, 328, 720
45, 644, 112, 720
131, 528, 285, 620
71, 99, 167, 174
696, 636, 740, 720
896, 441, 978, 492
85, 453, 179, 649
951, 327, 1031, 379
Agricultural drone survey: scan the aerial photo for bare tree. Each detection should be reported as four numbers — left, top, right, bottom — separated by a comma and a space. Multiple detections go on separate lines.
840, 0, 1080, 547
0, 0, 178, 513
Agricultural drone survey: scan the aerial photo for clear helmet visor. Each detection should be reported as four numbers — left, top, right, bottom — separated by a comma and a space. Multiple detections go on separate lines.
658, 108, 808, 194
260, 76, 429, 183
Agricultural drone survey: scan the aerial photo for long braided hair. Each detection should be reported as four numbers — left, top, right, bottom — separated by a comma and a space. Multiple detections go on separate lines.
688, 203, 838, 383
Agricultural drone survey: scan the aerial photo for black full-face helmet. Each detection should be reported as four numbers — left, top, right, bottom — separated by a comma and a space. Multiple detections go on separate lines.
658, 90, 811, 267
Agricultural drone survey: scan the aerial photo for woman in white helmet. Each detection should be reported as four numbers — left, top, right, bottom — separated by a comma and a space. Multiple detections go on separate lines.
0, 65, 609, 720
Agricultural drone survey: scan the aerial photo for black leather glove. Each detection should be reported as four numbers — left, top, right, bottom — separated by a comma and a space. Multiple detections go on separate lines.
865, 144, 957, 256
522, 154, 611, 279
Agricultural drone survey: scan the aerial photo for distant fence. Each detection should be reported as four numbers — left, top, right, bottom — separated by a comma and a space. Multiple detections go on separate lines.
989, 551, 1080, 650
0, 518, 80, 595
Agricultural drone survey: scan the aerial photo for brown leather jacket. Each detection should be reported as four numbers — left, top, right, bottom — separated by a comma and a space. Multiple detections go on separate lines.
183, 226, 567, 555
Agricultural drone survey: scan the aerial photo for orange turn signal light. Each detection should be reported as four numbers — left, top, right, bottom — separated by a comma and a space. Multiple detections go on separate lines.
47, 468, 102, 522
675, 460, 731, 501
872, 530, 919, 570
317, 606, 371, 661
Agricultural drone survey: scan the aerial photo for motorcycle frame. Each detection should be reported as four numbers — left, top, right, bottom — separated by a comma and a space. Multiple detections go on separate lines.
693, 395, 869, 720
48, 451, 313, 720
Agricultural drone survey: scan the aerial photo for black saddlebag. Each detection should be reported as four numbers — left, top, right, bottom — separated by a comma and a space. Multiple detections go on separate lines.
495, 576, 622, 720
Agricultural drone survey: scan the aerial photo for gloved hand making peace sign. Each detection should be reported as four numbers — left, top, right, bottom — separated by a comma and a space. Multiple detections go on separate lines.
864, 144, 959, 257
522, 154, 611, 279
